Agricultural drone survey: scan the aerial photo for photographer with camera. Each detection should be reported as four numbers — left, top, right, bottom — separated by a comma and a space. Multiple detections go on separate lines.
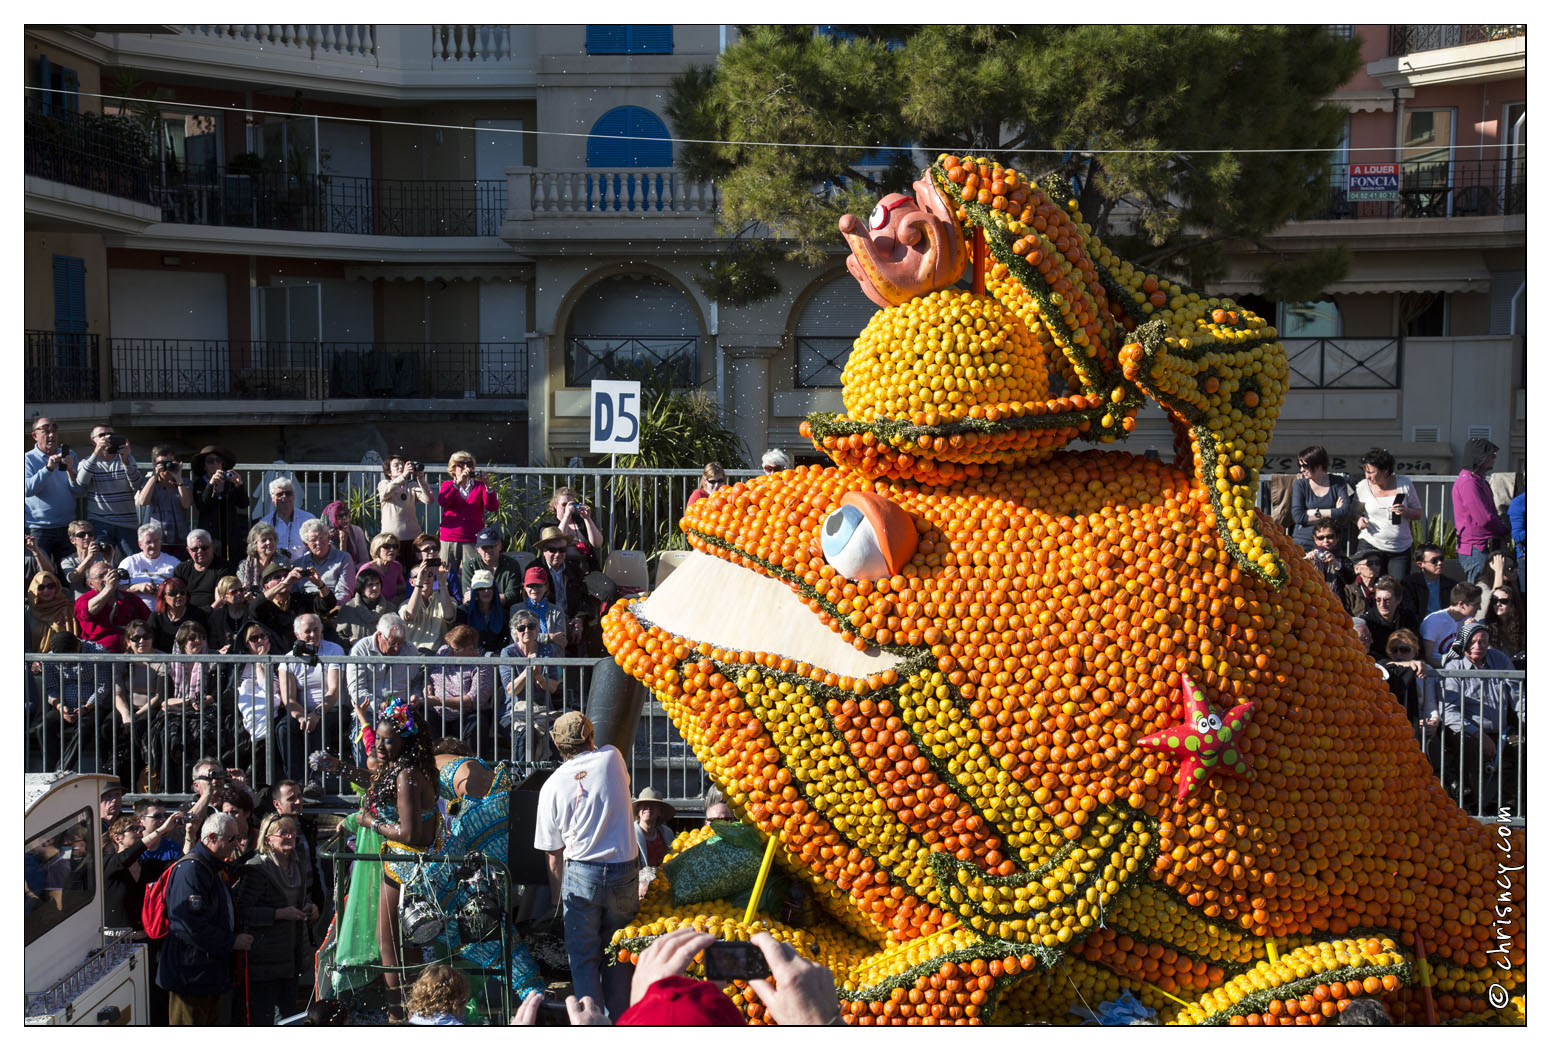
378, 454, 434, 567
75, 424, 145, 559
1303, 519, 1355, 601
25, 416, 81, 565
252, 561, 338, 649
437, 451, 499, 569
402, 544, 457, 655
136, 444, 194, 558
192, 445, 251, 565
59, 520, 107, 599
74, 560, 152, 652
206, 575, 257, 653
548, 486, 604, 572
294, 518, 358, 604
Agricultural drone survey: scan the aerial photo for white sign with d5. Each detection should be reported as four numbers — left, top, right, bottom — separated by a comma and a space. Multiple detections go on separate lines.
590, 379, 642, 454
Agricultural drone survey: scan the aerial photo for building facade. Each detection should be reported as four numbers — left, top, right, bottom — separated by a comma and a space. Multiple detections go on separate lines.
24, 24, 1525, 476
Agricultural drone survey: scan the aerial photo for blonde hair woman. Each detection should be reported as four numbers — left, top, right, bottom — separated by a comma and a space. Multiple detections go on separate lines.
234, 813, 317, 1024
436, 451, 497, 569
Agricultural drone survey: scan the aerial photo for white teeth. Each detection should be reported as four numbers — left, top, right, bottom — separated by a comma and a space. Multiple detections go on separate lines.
638, 549, 902, 679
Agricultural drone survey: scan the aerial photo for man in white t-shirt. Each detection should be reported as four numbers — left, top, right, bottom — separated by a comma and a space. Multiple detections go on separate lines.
286, 613, 344, 781
118, 522, 181, 595
1420, 582, 1481, 666
533, 711, 639, 1017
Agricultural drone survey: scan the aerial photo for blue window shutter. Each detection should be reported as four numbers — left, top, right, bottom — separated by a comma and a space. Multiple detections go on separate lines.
587, 107, 671, 168
62, 67, 79, 113
586, 26, 627, 54
53, 255, 87, 334
626, 26, 673, 54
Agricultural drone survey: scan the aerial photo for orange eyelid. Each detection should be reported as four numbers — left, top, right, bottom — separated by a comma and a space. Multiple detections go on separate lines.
840, 492, 917, 576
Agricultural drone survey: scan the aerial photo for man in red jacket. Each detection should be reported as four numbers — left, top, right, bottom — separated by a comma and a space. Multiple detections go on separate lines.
74, 561, 151, 652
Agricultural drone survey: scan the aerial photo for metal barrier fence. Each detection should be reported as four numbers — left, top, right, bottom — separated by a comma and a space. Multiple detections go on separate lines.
23, 651, 708, 809
24, 654, 1521, 823
99, 462, 759, 564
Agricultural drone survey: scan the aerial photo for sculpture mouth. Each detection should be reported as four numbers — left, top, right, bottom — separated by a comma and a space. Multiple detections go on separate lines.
637, 550, 902, 680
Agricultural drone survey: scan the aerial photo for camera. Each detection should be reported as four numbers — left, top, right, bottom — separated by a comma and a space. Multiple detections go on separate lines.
422, 557, 442, 569
104, 434, 126, 454
292, 640, 319, 667
410, 460, 425, 473
114, 568, 131, 582
1486, 536, 1514, 558
536, 992, 571, 1026
702, 940, 772, 981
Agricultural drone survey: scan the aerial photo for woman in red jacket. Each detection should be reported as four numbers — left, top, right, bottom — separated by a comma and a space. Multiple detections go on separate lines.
436, 451, 498, 569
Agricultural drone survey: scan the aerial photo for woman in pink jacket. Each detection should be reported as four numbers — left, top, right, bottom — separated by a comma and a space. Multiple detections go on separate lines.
437, 451, 498, 569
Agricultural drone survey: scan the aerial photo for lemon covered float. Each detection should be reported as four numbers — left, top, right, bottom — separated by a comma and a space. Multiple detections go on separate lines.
600, 158, 1525, 1025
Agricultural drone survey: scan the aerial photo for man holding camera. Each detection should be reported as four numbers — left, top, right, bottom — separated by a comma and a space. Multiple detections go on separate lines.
401, 549, 457, 655
135, 444, 194, 559
251, 561, 338, 648
193, 446, 251, 565
75, 424, 145, 559
284, 614, 343, 781
25, 416, 81, 565
74, 561, 152, 652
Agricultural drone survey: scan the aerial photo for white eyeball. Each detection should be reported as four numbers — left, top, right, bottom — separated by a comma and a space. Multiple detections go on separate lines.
869, 202, 889, 230
821, 505, 890, 581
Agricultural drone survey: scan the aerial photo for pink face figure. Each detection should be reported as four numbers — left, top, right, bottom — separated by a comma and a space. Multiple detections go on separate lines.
838, 174, 968, 308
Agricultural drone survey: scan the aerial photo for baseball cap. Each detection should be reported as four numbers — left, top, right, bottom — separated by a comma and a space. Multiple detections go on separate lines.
475, 527, 502, 548
524, 566, 550, 587
550, 711, 594, 751
617, 975, 745, 1026
470, 569, 496, 591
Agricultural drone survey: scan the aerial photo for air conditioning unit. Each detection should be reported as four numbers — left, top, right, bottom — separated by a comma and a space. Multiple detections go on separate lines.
1411, 425, 1441, 443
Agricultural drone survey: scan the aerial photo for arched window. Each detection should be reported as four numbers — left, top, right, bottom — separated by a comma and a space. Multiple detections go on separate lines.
793, 274, 880, 388
566, 274, 700, 387
586, 106, 672, 168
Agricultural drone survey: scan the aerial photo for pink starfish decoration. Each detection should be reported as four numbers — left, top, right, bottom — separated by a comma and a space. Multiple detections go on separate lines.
1137, 673, 1255, 802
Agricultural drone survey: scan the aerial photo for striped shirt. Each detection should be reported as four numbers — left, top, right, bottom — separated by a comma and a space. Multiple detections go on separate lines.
75, 453, 145, 529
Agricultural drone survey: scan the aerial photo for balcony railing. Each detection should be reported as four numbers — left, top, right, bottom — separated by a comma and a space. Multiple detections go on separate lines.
1284, 337, 1401, 389
566, 337, 701, 387
25, 331, 103, 402
158, 169, 508, 236
1306, 158, 1526, 221
184, 24, 378, 60
526, 168, 718, 217
1388, 24, 1526, 56
23, 107, 155, 204
107, 339, 527, 400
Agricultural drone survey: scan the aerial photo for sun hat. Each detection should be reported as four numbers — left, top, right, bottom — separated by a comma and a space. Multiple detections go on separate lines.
550, 711, 594, 751
633, 787, 676, 821
537, 526, 568, 550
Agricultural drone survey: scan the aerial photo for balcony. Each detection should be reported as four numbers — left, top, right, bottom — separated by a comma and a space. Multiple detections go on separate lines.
25, 331, 103, 402
1388, 25, 1526, 56
502, 166, 720, 251
98, 25, 537, 100
1303, 158, 1525, 221
157, 167, 508, 236
102, 339, 527, 402
23, 106, 163, 231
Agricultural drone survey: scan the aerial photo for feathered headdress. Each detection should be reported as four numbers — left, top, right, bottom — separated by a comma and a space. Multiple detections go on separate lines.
378, 695, 420, 736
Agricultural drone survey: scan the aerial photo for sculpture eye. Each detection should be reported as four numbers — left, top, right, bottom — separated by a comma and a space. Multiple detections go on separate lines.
869, 202, 889, 230
819, 492, 918, 581
1194, 715, 1213, 735
1207, 713, 1223, 732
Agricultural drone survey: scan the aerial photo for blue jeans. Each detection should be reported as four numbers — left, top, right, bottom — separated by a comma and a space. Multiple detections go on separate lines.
1458, 549, 1488, 583
561, 859, 639, 1015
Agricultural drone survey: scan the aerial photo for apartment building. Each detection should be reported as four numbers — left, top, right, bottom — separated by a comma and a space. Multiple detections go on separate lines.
23, 24, 1525, 474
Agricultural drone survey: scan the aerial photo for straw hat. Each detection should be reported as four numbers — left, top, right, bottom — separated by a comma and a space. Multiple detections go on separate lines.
633, 786, 676, 821
537, 526, 568, 551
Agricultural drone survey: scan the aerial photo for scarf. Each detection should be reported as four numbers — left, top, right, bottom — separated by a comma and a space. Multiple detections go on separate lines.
28, 572, 78, 651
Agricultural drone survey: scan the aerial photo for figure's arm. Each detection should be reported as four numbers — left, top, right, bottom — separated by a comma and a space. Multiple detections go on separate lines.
546, 848, 565, 906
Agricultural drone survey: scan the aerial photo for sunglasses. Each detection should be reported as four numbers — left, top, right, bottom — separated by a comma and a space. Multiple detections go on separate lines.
127, 634, 151, 642
705, 478, 726, 487
166, 590, 188, 597
1420, 557, 1443, 565
72, 531, 92, 539
380, 543, 399, 550
188, 544, 211, 551
1297, 461, 1313, 470
515, 624, 538, 632
38, 582, 59, 591
762, 464, 781, 473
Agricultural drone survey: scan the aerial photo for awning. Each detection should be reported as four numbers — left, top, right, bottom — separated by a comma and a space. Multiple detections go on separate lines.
1213, 250, 1495, 296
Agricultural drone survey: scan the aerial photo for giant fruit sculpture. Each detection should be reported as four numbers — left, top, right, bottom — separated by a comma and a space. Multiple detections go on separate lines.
602, 157, 1526, 1025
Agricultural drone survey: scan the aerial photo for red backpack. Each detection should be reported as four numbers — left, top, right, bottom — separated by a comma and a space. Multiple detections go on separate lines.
141, 854, 210, 940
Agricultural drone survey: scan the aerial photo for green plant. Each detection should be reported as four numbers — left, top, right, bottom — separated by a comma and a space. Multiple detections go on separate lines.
343, 484, 381, 535
1412, 513, 1458, 558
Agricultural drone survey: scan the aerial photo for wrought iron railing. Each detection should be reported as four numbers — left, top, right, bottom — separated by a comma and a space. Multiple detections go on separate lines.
107, 339, 528, 400
1306, 158, 1526, 221
157, 169, 509, 236
1388, 24, 1526, 55
566, 337, 700, 387
23, 107, 156, 204
25, 330, 102, 402
795, 336, 852, 389
1283, 337, 1401, 389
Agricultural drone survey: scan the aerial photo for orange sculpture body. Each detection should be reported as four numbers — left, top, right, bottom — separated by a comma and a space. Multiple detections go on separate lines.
603, 158, 1525, 1025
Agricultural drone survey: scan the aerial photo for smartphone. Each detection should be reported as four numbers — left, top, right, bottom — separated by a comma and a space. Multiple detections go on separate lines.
702, 940, 772, 982
536, 993, 571, 1026
422, 557, 442, 569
